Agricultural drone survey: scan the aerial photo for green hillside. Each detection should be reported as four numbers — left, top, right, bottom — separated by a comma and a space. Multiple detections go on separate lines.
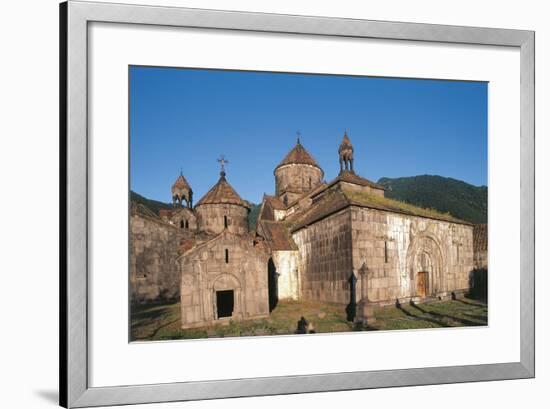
377, 175, 487, 224
130, 191, 173, 215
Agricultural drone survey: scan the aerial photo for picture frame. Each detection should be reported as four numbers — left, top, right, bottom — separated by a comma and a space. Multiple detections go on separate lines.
60, 1, 534, 407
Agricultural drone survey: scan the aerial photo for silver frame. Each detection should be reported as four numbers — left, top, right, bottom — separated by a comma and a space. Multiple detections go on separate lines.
60, 1, 535, 407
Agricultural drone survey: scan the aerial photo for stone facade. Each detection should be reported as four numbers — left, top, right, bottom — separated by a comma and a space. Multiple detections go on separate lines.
473, 224, 488, 269
168, 207, 198, 231
274, 139, 324, 205
271, 250, 299, 300
349, 207, 472, 305
195, 203, 248, 235
130, 131, 483, 329
275, 164, 323, 204
292, 209, 353, 304
178, 231, 270, 328
130, 204, 183, 303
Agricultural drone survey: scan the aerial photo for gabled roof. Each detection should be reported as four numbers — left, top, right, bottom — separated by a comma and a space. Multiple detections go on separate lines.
177, 229, 268, 260
330, 171, 385, 191
257, 220, 298, 251
159, 209, 174, 218
289, 186, 471, 232
287, 189, 351, 231
275, 141, 322, 171
343, 188, 469, 225
195, 173, 250, 209
307, 171, 385, 203
263, 194, 286, 210
131, 201, 160, 220
172, 173, 191, 191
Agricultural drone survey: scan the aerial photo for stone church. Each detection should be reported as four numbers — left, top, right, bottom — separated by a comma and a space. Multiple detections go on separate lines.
130, 132, 476, 329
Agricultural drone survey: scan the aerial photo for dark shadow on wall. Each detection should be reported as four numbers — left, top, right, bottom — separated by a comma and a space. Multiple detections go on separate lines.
346, 273, 357, 322
468, 268, 488, 301
268, 258, 279, 312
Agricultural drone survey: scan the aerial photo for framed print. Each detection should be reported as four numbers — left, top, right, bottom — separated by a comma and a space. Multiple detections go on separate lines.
60, 1, 535, 407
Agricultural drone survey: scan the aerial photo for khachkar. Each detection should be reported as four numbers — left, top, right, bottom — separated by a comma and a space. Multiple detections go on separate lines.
356, 262, 377, 325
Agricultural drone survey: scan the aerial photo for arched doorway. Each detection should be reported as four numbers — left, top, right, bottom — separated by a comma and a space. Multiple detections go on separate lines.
212, 274, 242, 320
407, 235, 445, 298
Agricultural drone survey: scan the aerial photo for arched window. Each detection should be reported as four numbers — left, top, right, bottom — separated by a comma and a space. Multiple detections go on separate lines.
185, 220, 189, 229
225, 249, 229, 263
180, 220, 185, 229
224, 215, 228, 229
384, 241, 389, 263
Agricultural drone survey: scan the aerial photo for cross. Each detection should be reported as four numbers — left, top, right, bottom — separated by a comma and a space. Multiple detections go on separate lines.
296, 130, 301, 144
217, 154, 229, 172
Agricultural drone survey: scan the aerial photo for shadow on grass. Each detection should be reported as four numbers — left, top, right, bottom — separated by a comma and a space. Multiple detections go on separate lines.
410, 302, 484, 327
396, 303, 451, 328
457, 298, 487, 308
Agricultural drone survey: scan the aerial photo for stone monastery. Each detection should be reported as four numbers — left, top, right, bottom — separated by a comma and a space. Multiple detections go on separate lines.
130, 133, 476, 328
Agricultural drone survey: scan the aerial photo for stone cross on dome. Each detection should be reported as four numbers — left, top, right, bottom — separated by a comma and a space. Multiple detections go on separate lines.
217, 154, 229, 177
296, 130, 301, 145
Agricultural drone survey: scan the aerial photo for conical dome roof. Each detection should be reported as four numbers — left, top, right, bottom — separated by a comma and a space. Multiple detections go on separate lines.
171, 174, 191, 192
340, 131, 353, 148
195, 173, 250, 209
276, 140, 321, 170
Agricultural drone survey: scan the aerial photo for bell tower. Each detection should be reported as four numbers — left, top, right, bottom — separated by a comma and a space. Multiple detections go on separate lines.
339, 131, 354, 174
171, 171, 193, 208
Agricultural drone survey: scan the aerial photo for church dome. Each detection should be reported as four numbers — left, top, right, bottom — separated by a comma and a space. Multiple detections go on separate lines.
195, 168, 250, 236
275, 139, 322, 171
274, 136, 324, 205
195, 173, 250, 209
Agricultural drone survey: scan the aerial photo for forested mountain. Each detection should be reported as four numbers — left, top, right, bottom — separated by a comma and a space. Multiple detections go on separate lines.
377, 175, 487, 224
130, 191, 173, 215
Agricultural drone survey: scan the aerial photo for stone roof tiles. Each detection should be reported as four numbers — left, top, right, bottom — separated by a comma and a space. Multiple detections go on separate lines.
288, 189, 351, 231
289, 186, 471, 232
326, 171, 385, 192
340, 131, 353, 148
195, 173, 251, 209
276, 141, 322, 170
263, 195, 286, 210
257, 220, 298, 251
172, 174, 191, 191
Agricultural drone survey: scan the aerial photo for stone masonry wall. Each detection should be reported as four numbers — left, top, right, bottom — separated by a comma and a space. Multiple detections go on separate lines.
170, 207, 198, 231
195, 203, 249, 235
292, 208, 353, 304
180, 233, 270, 328
350, 206, 474, 305
130, 213, 183, 304
275, 164, 323, 201
272, 250, 299, 300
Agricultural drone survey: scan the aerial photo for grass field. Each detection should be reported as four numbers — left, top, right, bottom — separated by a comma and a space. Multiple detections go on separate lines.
131, 296, 487, 341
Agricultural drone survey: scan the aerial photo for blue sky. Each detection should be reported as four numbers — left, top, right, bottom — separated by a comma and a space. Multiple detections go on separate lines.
130, 66, 487, 205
